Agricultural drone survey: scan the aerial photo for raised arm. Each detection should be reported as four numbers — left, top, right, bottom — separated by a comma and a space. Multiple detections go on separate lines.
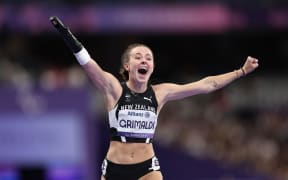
49, 16, 121, 109
154, 56, 259, 107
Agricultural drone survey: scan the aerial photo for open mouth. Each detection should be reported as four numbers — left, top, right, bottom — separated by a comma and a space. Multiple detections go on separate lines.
138, 68, 148, 75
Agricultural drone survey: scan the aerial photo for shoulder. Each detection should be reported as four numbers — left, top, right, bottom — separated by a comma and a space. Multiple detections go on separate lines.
151, 83, 177, 105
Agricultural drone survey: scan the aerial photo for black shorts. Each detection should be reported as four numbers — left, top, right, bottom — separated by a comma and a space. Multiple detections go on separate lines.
101, 156, 161, 180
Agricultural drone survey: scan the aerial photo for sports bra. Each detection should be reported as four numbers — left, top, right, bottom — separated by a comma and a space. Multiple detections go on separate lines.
108, 82, 158, 143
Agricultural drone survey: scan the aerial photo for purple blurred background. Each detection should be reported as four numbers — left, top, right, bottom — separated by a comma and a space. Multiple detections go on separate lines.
0, 0, 288, 180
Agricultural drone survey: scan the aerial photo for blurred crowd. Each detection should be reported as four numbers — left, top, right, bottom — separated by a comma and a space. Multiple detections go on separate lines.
155, 76, 288, 179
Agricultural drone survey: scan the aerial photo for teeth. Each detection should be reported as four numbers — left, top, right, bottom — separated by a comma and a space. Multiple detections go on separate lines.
138, 66, 148, 71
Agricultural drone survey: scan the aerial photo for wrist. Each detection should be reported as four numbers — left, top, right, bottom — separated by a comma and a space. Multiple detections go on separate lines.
234, 68, 245, 79
241, 67, 246, 76
74, 48, 91, 65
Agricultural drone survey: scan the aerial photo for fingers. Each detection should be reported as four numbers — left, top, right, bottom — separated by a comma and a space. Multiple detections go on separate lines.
247, 56, 259, 64
242, 56, 259, 74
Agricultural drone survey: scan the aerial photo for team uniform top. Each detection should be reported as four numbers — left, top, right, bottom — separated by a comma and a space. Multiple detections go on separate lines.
109, 82, 158, 143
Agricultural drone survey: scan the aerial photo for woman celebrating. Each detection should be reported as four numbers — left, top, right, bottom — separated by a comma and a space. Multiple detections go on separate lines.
50, 16, 259, 180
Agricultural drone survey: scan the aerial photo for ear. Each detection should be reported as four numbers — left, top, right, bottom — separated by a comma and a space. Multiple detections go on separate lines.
124, 63, 129, 71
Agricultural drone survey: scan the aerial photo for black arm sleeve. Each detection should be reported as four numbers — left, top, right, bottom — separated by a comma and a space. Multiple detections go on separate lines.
49, 16, 83, 53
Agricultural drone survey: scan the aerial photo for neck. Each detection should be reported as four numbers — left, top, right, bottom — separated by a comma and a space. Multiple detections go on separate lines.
126, 80, 148, 93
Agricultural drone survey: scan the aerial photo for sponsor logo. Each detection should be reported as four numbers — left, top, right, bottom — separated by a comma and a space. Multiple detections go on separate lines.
127, 111, 150, 118
144, 96, 152, 103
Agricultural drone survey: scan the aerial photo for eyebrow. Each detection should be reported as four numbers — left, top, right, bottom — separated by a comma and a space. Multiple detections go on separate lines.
134, 52, 152, 57
134, 53, 142, 56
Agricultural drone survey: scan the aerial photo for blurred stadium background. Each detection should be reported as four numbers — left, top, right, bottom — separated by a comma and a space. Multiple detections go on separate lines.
0, 0, 288, 180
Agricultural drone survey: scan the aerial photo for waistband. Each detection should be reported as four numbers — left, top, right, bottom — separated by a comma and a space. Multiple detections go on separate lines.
104, 156, 160, 172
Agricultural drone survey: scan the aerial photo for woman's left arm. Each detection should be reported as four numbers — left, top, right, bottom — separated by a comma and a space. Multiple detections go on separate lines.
198, 56, 259, 93
154, 56, 259, 106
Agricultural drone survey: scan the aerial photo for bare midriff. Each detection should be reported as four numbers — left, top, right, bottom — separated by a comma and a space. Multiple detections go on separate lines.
106, 141, 155, 164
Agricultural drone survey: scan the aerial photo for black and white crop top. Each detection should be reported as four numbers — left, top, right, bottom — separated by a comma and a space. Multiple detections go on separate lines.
109, 82, 158, 143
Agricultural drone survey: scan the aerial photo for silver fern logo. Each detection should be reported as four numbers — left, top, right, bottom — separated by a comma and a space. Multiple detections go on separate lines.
125, 93, 131, 102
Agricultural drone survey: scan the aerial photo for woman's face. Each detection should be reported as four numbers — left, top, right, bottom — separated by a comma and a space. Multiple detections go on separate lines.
124, 46, 154, 83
